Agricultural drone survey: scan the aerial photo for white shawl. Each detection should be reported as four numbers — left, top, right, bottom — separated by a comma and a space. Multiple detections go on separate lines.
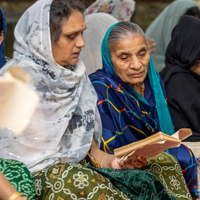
0, 0, 102, 172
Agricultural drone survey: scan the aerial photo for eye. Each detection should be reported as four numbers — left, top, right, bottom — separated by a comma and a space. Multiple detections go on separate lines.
67, 35, 75, 40
120, 55, 130, 61
138, 51, 146, 58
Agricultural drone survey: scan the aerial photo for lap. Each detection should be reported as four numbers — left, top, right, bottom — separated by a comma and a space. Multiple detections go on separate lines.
142, 152, 192, 200
33, 160, 174, 200
33, 162, 130, 200
167, 144, 197, 196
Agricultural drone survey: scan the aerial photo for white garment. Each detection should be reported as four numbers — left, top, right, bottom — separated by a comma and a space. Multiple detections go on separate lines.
80, 13, 118, 75
0, 0, 102, 172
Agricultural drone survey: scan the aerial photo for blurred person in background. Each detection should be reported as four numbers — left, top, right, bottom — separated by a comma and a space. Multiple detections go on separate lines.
84, 0, 135, 21
145, 0, 200, 72
160, 16, 200, 143
0, 7, 7, 69
80, 13, 118, 74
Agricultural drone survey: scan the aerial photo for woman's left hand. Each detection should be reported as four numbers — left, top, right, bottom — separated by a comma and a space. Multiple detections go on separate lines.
111, 155, 147, 169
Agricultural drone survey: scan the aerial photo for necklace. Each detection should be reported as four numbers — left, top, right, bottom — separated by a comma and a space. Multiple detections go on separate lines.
136, 83, 144, 97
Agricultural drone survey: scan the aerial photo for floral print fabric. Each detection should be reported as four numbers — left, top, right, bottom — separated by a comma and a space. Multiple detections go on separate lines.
33, 156, 175, 200
84, 0, 136, 21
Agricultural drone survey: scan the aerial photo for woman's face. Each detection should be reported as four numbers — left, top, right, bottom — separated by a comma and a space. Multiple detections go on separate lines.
190, 60, 200, 75
110, 35, 150, 85
52, 10, 86, 66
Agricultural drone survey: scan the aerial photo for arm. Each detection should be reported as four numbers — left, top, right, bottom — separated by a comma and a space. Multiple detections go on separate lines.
0, 172, 27, 200
90, 137, 147, 169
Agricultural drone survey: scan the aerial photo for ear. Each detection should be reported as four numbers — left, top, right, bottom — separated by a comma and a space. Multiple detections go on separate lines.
0, 31, 4, 45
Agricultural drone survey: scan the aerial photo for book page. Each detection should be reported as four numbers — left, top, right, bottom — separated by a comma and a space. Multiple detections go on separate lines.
115, 129, 192, 161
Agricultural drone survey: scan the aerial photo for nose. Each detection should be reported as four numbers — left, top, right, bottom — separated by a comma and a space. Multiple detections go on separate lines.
76, 34, 85, 48
130, 57, 142, 70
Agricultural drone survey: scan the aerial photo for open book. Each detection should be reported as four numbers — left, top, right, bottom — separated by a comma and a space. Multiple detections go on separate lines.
0, 66, 40, 135
114, 128, 192, 161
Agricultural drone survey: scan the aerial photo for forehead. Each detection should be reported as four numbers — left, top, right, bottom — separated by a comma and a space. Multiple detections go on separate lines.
112, 35, 146, 53
61, 10, 86, 33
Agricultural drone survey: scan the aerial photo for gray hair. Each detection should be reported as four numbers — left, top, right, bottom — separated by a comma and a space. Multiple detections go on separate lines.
107, 22, 146, 52
50, 0, 85, 44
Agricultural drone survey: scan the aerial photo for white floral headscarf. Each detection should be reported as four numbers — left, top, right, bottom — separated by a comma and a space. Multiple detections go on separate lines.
84, 0, 135, 21
0, 0, 102, 172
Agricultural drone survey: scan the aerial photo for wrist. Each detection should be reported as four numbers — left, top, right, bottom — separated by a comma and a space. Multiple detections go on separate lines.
100, 154, 115, 168
8, 192, 23, 200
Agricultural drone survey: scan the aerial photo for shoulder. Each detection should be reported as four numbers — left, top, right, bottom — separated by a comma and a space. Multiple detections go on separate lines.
89, 69, 106, 81
165, 72, 193, 90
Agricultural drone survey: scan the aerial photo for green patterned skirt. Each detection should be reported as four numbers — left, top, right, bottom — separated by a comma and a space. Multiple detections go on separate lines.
32, 153, 178, 200
142, 152, 192, 200
0, 159, 36, 200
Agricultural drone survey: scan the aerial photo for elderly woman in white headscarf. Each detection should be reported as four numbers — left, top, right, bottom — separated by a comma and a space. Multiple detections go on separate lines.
0, 0, 176, 199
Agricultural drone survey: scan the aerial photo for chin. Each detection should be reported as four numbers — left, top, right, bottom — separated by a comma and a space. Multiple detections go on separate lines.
128, 77, 145, 85
69, 58, 79, 66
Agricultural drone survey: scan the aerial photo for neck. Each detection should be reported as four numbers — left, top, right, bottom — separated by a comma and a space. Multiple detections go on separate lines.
130, 82, 145, 98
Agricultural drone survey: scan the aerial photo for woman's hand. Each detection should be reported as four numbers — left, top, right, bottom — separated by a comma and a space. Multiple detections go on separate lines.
146, 38, 156, 54
109, 155, 147, 170
90, 138, 147, 169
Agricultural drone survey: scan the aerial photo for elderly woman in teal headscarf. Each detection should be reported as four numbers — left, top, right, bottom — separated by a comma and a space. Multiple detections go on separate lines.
89, 21, 198, 198
0, 7, 7, 69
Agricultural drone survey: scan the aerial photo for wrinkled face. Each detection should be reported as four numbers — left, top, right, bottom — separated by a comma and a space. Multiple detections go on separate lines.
110, 35, 150, 85
51, 10, 86, 66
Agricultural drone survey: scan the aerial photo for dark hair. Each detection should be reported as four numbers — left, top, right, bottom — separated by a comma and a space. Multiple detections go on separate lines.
179, 7, 200, 21
50, 0, 84, 44
107, 22, 146, 53
0, 9, 3, 33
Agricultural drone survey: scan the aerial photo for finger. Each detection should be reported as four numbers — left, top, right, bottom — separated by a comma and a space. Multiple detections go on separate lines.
119, 161, 128, 169
127, 160, 142, 169
124, 163, 135, 169
149, 49, 155, 54
146, 38, 154, 43
137, 156, 147, 164
148, 43, 156, 49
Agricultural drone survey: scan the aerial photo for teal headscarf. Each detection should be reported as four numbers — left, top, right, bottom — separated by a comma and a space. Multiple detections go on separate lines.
101, 22, 175, 136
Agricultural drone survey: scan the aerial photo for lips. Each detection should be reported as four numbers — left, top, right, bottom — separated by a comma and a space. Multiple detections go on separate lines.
72, 50, 81, 58
130, 71, 144, 78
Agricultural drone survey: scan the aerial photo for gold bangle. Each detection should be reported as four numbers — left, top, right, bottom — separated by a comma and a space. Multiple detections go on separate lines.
8, 192, 23, 200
